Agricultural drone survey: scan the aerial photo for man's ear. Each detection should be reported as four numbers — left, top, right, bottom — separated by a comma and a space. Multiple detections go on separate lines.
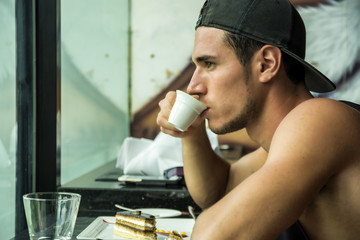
256, 45, 282, 83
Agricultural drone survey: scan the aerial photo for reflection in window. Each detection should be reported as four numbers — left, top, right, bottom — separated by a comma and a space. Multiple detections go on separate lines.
61, 0, 130, 184
0, 0, 16, 238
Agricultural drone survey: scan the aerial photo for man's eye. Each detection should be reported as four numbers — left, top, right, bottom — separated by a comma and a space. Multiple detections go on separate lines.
205, 62, 214, 68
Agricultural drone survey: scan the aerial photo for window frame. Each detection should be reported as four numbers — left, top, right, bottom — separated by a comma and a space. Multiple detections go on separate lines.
15, 0, 60, 234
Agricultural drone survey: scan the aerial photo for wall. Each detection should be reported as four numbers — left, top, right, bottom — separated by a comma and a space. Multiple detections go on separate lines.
131, 0, 204, 113
131, 0, 360, 114
297, 0, 360, 102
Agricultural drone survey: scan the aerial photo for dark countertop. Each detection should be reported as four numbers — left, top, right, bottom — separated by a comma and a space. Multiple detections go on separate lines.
58, 160, 200, 217
11, 217, 95, 240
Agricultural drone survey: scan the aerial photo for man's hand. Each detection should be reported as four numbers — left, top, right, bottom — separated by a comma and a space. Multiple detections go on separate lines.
156, 91, 206, 138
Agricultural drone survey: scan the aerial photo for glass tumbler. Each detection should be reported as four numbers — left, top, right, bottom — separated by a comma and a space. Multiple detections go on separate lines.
23, 192, 81, 240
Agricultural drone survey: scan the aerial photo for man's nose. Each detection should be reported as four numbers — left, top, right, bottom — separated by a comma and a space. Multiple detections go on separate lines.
187, 68, 206, 95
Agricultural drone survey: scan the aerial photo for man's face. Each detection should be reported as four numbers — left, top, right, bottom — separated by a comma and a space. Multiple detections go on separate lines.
188, 27, 258, 134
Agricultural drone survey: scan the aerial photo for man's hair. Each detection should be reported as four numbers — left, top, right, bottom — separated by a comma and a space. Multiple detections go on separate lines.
223, 31, 305, 85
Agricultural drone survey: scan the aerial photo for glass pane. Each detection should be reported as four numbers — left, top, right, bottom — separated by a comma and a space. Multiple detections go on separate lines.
61, 0, 130, 184
0, 0, 16, 238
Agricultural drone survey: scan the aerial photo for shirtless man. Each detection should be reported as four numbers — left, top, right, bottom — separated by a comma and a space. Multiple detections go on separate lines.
157, 0, 360, 239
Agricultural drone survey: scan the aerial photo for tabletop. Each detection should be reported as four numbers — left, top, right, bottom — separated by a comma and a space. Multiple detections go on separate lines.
10, 217, 95, 240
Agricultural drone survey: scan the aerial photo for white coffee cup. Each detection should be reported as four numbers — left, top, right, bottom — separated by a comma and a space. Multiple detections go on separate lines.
168, 90, 207, 132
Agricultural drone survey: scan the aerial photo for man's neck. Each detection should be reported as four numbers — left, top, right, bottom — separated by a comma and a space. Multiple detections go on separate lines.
246, 84, 313, 152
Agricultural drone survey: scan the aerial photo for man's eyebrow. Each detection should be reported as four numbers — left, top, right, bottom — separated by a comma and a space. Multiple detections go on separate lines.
193, 55, 216, 64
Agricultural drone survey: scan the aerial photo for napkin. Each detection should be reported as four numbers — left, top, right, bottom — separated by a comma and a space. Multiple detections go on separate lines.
116, 129, 218, 176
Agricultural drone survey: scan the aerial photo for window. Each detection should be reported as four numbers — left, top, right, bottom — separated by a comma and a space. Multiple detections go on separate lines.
0, 1, 16, 238
13, 0, 131, 236
60, 0, 130, 184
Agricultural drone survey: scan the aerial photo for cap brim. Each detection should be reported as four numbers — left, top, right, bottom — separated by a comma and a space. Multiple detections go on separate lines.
282, 48, 336, 93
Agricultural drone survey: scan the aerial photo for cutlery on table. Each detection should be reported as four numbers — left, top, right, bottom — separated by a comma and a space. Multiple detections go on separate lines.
114, 204, 160, 217
188, 205, 196, 220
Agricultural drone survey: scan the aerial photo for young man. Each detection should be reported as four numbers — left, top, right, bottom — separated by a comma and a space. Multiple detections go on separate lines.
157, 0, 360, 239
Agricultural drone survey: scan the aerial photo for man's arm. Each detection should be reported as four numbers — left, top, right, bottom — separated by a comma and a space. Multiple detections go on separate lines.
182, 123, 268, 209
181, 123, 229, 209
190, 99, 352, 239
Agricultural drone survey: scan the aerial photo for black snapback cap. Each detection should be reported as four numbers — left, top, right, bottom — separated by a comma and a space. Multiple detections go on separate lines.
195, 0, 336, 93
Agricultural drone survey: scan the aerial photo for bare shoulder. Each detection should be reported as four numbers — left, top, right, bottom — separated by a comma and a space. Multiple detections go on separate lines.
277, 101, 360, 239
295, 98, 357, 112
270, 98, 360, 173
280, 98, 360, 139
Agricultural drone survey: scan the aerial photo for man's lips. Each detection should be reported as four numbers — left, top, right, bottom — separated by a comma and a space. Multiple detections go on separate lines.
200, 107, 209, 118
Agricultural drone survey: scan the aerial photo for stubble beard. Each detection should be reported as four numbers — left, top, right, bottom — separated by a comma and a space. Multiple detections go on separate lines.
209, 67, 257, 135
210, 94, 256, 135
